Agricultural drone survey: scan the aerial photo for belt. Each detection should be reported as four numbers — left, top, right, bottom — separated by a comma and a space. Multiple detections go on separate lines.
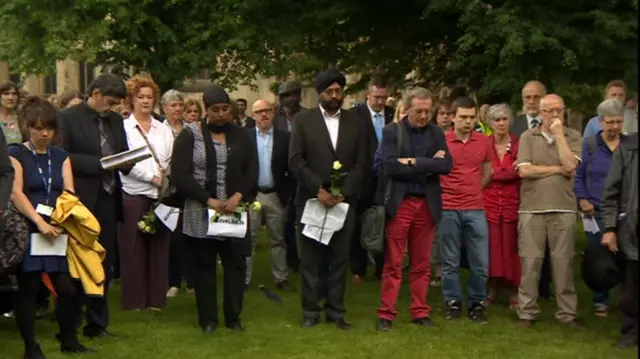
258, 187, 277, 194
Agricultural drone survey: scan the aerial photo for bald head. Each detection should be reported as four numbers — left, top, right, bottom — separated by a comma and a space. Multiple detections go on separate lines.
539, 94, 565, 127
521, 81, 547, 117
252, 99, 275, 132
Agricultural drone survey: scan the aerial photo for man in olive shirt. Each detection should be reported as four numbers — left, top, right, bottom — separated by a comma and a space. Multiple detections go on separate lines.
515, 94, 584, 329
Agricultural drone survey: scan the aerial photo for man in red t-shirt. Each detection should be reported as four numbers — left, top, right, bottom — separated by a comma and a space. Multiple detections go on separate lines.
438, 96, 492, 323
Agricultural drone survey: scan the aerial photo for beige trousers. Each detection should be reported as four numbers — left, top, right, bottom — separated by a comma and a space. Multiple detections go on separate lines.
517, 212, 578, 323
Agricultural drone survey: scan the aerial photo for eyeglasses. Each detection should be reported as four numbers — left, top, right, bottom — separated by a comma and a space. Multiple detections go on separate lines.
253, 108, 273, 115
541, 108, 565, 114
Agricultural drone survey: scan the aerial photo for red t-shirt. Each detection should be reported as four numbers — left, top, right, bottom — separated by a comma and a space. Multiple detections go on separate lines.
440, 131, 492, 210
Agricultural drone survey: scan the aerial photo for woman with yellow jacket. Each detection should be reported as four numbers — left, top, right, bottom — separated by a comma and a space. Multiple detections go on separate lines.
8, 97, 92, 358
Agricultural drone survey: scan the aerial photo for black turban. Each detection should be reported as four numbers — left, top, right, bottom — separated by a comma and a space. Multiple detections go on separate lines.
278, 81, 302, 96
203, 85, 230, 109
315, 68, 346, 94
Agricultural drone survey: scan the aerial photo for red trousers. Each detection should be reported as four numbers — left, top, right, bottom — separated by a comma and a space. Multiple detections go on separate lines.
378, 197, 435, 321
488, 219, 520, 287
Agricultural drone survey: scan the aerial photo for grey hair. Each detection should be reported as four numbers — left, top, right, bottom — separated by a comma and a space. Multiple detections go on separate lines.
402, 87, 433, 109
160, 89, 184, 107
487, 103, 513, 122
597, 98, 625, 117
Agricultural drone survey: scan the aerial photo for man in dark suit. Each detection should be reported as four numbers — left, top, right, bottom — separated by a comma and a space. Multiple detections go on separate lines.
510, 80, 553, 300
289, 68, 368, 329
60, 74, 130, 339
235, 98, 256, 128
351, 77, 394, 283
273, 81, 307, 272
245, 99, 294, 291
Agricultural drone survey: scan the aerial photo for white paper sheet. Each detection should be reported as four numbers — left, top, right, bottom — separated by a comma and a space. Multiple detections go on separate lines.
581, 214, 600, 234
30, 233, 68, 256
154, 204, 180, 232
302, 224, 335, 246
207, 210, 248, 238
300, 199, 349, 232
100, 145, 152, 170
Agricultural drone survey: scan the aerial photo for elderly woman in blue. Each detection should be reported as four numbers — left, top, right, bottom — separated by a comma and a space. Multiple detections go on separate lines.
574, 98, 625, 318
8, 97, 92, 358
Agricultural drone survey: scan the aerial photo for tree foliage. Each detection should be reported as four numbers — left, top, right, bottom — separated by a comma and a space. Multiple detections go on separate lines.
0, 0, 636, 114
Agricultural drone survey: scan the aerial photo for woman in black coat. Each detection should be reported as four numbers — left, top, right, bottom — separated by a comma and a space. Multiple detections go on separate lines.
171, 86, 257, 333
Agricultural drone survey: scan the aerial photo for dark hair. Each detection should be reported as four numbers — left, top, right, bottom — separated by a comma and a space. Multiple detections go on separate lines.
19, 96, 60, 132
87, 74, 127, 99
236, 98, 247, 105
59, 90, 84, 108
430, 98, 449, 124
450, 96, 477, 116
368, 76, 389, 89
0, 81, 20, 105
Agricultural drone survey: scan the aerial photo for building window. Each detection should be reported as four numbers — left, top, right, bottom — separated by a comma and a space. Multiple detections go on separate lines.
44, 75, 57, 95
79, 62, 96, 93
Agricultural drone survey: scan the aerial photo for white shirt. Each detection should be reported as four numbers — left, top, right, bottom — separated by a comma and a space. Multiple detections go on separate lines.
120, 115, 175, 199
526, 114, 541, 129
320, 105, 340, 149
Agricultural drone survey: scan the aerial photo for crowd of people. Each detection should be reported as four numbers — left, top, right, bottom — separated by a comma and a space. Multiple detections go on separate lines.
0, 70, 637, 359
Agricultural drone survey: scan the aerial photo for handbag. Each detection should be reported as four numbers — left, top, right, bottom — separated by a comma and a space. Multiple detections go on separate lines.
135, 125, 172, 199
360, 123, 403, 253
0, 203, 30, 275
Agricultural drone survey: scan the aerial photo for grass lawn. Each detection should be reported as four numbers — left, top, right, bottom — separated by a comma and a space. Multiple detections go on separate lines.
1, 231, 636, 359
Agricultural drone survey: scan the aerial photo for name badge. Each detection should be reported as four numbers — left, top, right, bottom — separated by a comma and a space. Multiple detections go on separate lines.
35, 204, 54, 217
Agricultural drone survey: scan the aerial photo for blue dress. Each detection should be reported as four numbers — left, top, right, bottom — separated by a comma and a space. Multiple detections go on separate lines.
8, 144, 69, 273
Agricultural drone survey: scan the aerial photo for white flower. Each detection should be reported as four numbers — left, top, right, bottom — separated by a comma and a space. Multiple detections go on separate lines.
333, 161, 342, 170
251, 201, 262, 211
137, 221, 146, 230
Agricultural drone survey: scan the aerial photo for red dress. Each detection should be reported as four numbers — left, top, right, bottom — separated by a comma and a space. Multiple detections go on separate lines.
483, 135, 520, 287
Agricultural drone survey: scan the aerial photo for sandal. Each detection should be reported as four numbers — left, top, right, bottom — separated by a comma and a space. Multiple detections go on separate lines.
594, 304, 608, 317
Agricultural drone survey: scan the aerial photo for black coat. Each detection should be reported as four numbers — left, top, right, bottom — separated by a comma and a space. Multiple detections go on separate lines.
288, 107, 368, 206
247, 127, 293, 206
60, 102, 130, 221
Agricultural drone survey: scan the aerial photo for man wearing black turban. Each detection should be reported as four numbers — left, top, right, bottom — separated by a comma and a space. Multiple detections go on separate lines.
289, 68, 368, 330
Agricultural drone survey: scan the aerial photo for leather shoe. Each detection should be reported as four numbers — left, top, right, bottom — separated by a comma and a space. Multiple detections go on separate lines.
326, 317, 351, 330
412, 317, 435, 327
201, 324, 217, 334
226, 322, 244, 331
84, 330, 120, 339
301, 317, 320, 328
61, 343, 96, 354
375, 318, 392, 332
558, 319, 587, 330
516, 319, 534, 328
276, 280, 295, 292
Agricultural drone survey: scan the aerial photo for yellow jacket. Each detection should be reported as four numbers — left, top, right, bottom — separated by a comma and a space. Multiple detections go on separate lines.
50, 191, 105, 296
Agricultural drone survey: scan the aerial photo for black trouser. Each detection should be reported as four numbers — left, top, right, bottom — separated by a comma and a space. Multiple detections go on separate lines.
168, 225, 195, 289
36, 283, 50, 310
284, 198, 300, 271
619, 258, 638, 339
16, 271, 80, 350
78, 189, 117, 335
350, 202, 369, 277
189, 236, 245, 328
297, 206, 355, 321
538, 247, 552, 298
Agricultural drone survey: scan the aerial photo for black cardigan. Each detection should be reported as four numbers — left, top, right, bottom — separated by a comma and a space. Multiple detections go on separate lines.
171, 120, 257, 206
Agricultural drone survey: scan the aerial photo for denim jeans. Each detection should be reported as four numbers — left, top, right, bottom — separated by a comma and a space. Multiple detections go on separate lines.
439, 210, 489, 307
585, 211, 609, 306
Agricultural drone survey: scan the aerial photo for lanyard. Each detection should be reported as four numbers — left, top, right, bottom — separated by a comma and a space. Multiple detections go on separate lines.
28, 141, 52, 205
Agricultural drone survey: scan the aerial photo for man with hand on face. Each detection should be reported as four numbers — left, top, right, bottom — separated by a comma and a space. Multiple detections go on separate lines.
60, 74, 131, 339
289, 68, 367, 330
515, 94, 584, 329
245, 99, 293, 292
351, 77, 394, 283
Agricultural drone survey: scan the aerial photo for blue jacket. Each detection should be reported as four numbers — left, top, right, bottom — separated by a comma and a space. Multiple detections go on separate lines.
574, 132, 617, 208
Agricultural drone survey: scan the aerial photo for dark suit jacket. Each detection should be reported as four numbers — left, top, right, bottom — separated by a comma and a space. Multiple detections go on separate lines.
60, 102, 130, 221
248, 127, 292, 205
237, 117, 256, 129
289, 107, 368, 206
352, 104, 394, 202
273, 107, 308, 133
510, 114, 529, 138
378, 120, 452, 223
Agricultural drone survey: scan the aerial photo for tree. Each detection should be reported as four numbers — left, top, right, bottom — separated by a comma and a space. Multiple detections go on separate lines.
1, 0, 636, 115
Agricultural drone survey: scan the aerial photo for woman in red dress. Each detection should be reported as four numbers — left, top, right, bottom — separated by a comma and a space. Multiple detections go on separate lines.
483, 104, 520, 309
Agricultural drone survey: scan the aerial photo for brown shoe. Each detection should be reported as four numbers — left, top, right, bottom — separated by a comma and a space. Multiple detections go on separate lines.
352, 275, 365, 284
559, 319, 587, 330
517, 319, 534, 328
276, 280, 295, 292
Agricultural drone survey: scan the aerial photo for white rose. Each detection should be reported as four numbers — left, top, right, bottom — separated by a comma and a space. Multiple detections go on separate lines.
333, 161, 342, 170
